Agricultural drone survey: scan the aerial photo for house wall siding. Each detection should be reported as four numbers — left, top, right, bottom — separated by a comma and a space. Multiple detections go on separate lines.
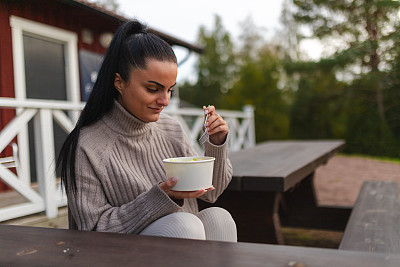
0, 0, 122, 127
0, 0, 123, 191
0, 2, 17, 188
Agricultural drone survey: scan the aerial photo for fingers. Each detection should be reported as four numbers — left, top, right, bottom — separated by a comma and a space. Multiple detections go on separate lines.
203, 105, 215, 115
160, 177, 215, 199
206, 185, 215, 191
172, 189, 207, 199
203, 105, 228, 134
167, 177, 178, 187
169, 187, 214, 199
159, 177, 178, 191
207, 116, 229, 136
202, 105, 229, 145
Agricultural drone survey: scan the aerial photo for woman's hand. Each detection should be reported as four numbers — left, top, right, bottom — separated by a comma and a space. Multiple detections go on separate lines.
203, 105, 229, 146
159, 177, 215, 199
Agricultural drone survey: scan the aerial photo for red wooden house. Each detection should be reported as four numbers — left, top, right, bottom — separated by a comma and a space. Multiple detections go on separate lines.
0, 0, 201, 192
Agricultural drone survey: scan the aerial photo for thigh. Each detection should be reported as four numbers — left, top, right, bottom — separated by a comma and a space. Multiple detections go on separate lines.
139, 212, 206, 240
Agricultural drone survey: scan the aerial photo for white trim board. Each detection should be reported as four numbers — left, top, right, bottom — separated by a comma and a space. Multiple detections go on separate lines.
10, 15, 80, 104
9, 16, 81, 185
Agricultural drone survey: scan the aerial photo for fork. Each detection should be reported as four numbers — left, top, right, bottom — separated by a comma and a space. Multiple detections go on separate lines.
198, 113, 209, 145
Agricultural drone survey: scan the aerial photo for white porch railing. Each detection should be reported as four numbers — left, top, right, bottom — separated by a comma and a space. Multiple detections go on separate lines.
0, 97, 255, 221
164, 104, 256, 154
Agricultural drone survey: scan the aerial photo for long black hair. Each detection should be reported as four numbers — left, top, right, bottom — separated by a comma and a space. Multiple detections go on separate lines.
57, 20, 177, 194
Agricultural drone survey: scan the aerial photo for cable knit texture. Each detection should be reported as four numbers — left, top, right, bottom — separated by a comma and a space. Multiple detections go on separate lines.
67, 100, 233, 233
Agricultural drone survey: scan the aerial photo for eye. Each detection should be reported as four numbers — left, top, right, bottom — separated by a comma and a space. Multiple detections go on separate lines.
147, 88, 158, 93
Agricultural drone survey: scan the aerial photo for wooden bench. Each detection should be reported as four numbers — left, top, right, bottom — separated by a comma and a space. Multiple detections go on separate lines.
339, 181, 400, 253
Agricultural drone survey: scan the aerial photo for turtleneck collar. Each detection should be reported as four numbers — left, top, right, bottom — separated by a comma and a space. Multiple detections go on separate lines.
102, 100, 152, 137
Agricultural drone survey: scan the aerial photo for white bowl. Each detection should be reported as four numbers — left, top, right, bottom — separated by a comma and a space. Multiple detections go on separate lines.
163, 156, 215, 191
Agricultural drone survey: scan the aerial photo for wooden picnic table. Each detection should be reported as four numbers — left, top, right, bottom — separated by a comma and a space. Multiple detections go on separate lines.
199, 140, 350, 244
1, 225, 399, 267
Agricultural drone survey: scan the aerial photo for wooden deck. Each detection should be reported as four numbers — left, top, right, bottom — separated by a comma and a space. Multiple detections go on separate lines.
0, 189, 68, 229
1, 206, 68, 229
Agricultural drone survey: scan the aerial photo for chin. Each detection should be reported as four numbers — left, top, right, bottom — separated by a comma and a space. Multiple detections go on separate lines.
147, 115, 161, 122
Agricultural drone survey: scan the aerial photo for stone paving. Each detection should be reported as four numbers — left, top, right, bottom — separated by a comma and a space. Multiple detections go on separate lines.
314, 155, 400, 206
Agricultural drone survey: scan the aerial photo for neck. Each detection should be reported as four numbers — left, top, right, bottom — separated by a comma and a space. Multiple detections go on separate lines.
102, 100, 152, 136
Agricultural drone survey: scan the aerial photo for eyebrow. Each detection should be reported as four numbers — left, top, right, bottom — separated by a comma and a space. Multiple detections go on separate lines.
148, 80, 176, 89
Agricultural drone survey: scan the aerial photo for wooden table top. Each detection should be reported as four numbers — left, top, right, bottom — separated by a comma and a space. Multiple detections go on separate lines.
1, 225, 398, 267
228, 140, 345, 192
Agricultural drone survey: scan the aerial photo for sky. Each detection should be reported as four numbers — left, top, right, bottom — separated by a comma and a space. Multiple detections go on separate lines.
117, 0, 284, 43
115, 0, 288, 82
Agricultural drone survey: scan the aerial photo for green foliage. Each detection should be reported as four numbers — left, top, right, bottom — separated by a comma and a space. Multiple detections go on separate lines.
385, 53, 400, 139
179, 16, 289, 142
341, 153, 400, 165
284, 0, 400, 157
289, 71, 347, 139
93, 0, 119, 12
179, 1, 400, 156
179, 16, 235, 108
223, 46, 289, 142
345, 76, 400, 157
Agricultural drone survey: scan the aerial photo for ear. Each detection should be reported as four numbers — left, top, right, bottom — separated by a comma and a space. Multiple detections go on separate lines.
114, 73, 124, 95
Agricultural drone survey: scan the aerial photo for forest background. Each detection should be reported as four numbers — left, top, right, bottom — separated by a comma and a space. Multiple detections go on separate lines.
179, 0, 400, 158
99, 0, 400, 158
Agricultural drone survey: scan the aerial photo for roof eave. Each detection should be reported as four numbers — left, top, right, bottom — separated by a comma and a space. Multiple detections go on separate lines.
57, 0, 203, 53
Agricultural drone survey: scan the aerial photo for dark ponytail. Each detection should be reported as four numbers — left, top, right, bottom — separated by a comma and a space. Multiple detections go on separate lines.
57, 20, 177, 194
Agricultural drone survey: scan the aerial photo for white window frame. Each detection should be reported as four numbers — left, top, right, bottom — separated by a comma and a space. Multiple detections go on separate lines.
9, 16, 80, 185
10, 15, 80, 104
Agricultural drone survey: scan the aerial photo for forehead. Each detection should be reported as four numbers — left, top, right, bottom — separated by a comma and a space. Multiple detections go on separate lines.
130, 59, 177, 81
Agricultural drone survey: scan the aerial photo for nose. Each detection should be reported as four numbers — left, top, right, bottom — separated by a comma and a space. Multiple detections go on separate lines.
156, 91, 170, 107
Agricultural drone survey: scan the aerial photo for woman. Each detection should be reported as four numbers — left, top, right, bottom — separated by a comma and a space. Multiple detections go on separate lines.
58, 20, 236, 242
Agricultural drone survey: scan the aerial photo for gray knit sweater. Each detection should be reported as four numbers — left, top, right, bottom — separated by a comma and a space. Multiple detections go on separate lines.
67, 101, 232, 233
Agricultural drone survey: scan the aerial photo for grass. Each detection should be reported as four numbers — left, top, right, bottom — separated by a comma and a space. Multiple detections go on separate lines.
339, 153, 400, 164
282, 227, 343, 249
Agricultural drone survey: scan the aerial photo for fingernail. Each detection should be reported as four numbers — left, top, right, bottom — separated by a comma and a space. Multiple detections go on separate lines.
171, 177, 178, 182
203, 106, 206, 109
204, 109, 208, 114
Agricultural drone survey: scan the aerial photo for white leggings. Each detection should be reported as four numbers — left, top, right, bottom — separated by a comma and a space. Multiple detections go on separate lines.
139, 207, 237, 242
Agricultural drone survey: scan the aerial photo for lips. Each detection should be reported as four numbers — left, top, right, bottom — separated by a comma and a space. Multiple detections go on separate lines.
149, 107, 163, 112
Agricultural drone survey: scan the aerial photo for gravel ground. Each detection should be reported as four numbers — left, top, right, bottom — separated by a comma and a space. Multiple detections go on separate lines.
314, 155, 400, 206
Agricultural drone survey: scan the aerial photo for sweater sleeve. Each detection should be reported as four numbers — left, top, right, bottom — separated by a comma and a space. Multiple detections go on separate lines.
68, 147, 181, 234
179, 127, 233, 203
199, 137, 233, 203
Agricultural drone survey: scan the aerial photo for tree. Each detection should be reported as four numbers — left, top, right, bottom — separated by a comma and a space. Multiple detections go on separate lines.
223, 18, 289, 142
279, 0, 301, 61
224, 46, 289, 142
292, 0, 399, 118
92, 0, 119, 12
179, 15, 236, 108
289, 70, 348, 139
180, 16, 289, 143
285, 0, 400, 157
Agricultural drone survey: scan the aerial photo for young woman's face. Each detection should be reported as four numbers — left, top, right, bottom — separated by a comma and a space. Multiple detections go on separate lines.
115, 59, 177, 122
